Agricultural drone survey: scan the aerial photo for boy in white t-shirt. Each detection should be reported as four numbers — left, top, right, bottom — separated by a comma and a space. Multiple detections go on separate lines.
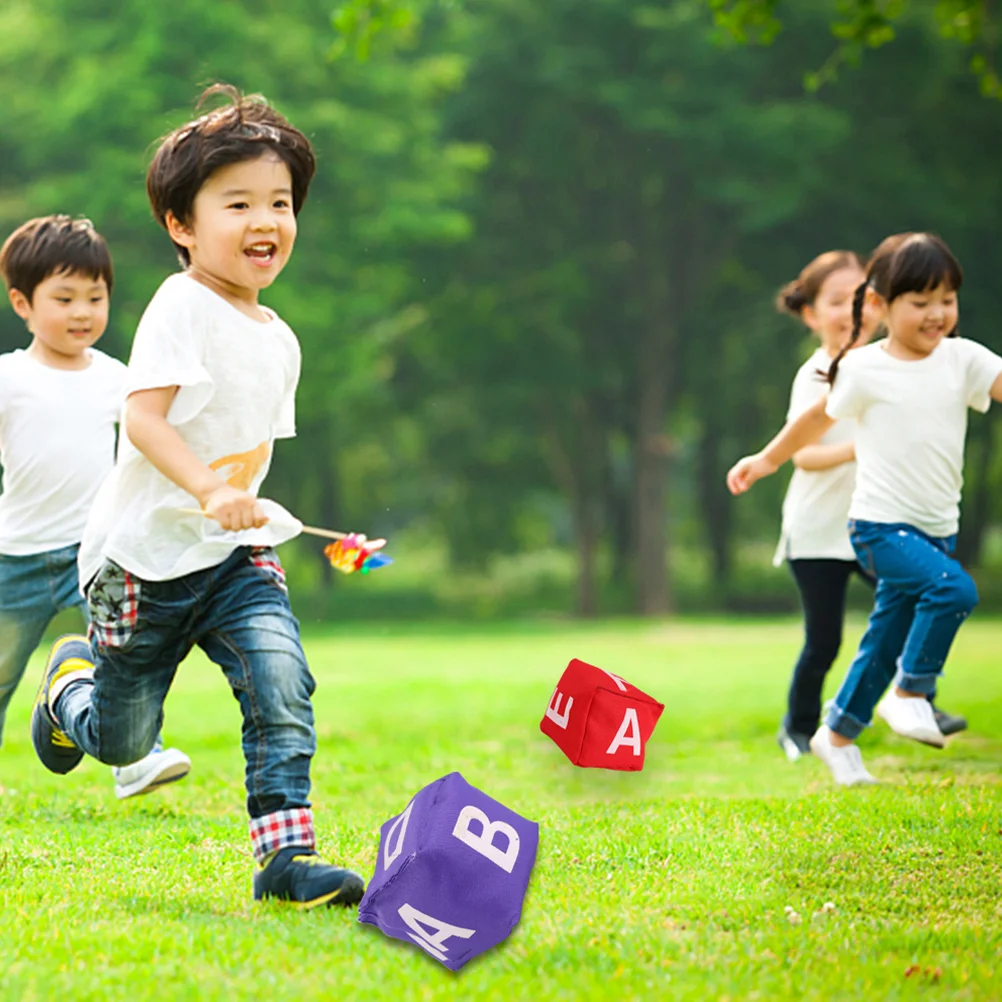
30, 87, 365, 908
0, 215, 190, 798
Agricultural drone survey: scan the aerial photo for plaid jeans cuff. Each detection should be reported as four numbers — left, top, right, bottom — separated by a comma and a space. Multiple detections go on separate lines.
249, 808, 316, 863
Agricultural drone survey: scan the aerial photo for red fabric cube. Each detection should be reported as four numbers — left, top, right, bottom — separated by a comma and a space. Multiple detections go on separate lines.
539, 658, 664, 771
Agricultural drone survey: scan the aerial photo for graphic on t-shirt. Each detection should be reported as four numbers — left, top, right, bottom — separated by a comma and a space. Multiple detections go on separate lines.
210, 442, 270, 491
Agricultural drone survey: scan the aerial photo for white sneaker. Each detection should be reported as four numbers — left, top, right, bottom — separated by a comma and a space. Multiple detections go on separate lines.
876, 691, 945, 748
809, 726, 879, 786
112, 747, 192, 800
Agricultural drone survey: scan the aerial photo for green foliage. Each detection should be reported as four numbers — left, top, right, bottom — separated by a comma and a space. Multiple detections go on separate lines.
2, 620, 1002, 998
0, 0, 485, 561
2, 0, 1002, 616
701, 0, 1002, 94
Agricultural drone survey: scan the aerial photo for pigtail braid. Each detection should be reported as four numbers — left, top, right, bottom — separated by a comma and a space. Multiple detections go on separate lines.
826, 281, 867, 385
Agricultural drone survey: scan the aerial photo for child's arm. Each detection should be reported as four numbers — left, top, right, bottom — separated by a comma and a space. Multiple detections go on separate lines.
992, 371, 1002, 403
125, 387, 268, 531
727, 397, 835, 495
792, 440, 855, 471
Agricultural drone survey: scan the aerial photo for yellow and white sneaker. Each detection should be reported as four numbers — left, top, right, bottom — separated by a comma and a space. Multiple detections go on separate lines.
31, 634, 93, 774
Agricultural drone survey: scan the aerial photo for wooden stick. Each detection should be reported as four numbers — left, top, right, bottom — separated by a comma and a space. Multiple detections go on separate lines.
178, 508, 348, 541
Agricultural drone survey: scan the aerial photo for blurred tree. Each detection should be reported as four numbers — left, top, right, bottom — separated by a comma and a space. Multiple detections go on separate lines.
0, 0, 484, 586
703, 1, 1002, 95
406, 0, 850, 615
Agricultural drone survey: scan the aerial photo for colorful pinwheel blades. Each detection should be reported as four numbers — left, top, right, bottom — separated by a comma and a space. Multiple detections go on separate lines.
323, 534, 394, 575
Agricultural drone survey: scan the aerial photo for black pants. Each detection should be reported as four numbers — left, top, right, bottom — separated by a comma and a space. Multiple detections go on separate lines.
784, 558, 875, 737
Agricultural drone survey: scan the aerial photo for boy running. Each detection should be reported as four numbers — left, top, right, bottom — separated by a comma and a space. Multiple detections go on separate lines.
0, 215, 190, 798
30, 87, 365, 907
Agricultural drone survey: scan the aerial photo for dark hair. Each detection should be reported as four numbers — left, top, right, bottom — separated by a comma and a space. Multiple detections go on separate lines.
827, 232, 962, 385
146, 84, 317, 266
776, 250, 865, 318
0, 215, 113, 303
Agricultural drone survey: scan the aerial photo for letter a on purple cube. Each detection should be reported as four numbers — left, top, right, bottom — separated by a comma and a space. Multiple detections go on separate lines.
358, 772, 539, 970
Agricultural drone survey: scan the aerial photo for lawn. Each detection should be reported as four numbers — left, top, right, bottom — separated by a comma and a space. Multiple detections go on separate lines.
1, 617, 1000, 1001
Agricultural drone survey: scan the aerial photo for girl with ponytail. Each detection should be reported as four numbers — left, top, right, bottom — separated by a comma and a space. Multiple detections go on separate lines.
728, 233, 1002, 785
772, 250, 875, 762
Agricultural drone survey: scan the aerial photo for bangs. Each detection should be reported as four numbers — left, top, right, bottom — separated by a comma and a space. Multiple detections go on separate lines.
886, 235, 963, 300
0, 215, 113, 301
50, 234, 114, 289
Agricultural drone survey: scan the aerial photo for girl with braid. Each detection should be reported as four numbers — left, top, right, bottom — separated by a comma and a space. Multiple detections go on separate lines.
773, 246, 967, 762
729, 233, 1002, 785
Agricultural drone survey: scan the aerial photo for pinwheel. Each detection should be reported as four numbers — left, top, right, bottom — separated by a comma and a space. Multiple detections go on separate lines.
179, 504, 393, 575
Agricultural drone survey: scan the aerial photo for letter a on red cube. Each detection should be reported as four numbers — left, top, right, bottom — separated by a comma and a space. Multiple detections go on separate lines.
539, 658, 664, 771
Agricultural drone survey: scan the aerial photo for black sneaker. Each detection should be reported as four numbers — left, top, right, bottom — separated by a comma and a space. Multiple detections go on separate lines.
31, 634, 93, 775
777, 724, 812, 762
253, 847, 366, 909
931, 702, 968, 737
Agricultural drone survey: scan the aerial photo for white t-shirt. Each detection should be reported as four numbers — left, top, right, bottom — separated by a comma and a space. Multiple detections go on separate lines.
774, 348, 857, 565
826, 337, 1002, 538
0, 348, 125, 556
78, 273, 302, 585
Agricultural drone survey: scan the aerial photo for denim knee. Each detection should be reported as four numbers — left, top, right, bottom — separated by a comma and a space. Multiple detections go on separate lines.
99, 726, 159, 767
938, 571, 979, 617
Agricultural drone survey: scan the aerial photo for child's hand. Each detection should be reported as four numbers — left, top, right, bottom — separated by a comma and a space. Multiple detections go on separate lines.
726, 453, 777, 495
202, 486, 270, 531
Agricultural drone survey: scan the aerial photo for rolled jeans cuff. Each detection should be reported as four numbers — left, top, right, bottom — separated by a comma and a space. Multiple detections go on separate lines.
894, 668, 939, 697
249, 807, 315, 863
825, 703, 867, 741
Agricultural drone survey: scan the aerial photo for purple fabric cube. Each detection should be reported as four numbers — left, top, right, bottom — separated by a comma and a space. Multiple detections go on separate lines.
358, 771, 539, 971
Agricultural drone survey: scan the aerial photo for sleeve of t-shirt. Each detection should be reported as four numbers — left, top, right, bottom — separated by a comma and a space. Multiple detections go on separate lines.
786, 358, 827, 421
957, 338, 1002, 413
106, 356, 128, 412
125, 277, 214, 426
274, 334, 300, 440
825, 352, 868, 421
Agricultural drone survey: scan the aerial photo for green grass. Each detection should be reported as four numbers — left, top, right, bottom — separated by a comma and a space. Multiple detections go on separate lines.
1, 617, 1001, 1001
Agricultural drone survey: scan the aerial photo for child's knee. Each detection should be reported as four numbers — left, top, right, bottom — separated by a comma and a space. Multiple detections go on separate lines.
100, 729, 158, 766
941, 571, 979, 615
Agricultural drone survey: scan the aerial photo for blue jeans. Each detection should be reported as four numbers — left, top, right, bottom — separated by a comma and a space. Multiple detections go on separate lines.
0, 544, 87, 746
56, 546, 316, 818
826, 520, 978, 739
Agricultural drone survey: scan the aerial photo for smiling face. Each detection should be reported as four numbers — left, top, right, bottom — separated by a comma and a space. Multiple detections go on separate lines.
166, 152, 297, 311
801, 265, 869, 356
9, 270, 109, 369
883, 283, 959, 360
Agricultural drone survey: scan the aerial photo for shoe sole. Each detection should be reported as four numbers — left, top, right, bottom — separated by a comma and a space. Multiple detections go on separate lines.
115, 760, 192, 800
259, 874, 366, 911
935, 719, 968, 737
904, 734, 946, 749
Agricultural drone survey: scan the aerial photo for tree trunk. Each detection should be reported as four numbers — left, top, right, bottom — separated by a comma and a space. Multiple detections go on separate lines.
540, 409, 603, 617
574, 497, 599, 617
697, 419, 733, 588
318, 424, 340, 588
633, 316, 673, 614
605, 464, 632, 588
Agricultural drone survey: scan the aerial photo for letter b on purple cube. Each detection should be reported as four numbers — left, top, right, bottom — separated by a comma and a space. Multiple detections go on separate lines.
358, 771, 539, 970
